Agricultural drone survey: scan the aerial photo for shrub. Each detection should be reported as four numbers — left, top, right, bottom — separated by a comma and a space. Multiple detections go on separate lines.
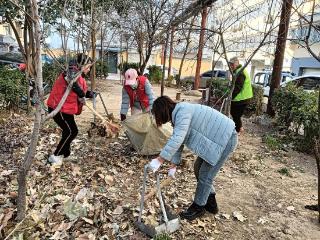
148, 65, 162, 84
118, 62, 140, 74
0, 66, 27, 110
95, 60, 108, 77
245, 84, 264, 116
42, 62, 62, 88
272, 84, 319, 151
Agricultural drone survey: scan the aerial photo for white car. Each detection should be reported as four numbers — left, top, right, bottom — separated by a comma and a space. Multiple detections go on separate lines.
253, 71, 295, 97
253, 72, 319, 96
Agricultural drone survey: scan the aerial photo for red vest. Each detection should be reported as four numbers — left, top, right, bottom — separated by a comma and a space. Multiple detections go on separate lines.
124, 76, 149, 110
47, 73, 87, 115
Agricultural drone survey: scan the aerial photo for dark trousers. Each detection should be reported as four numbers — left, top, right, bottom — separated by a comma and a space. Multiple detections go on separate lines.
230, 102, 247, 132
49, 108, 78, 158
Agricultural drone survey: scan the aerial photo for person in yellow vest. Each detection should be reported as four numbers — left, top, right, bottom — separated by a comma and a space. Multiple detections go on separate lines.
229, 57, 253, 134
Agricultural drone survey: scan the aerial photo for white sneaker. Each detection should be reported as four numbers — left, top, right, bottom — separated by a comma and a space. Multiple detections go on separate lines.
48, 155, 63, 165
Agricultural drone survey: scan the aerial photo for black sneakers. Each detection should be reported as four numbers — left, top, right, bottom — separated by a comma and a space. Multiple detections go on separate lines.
205, 193, 219, 214
180, 202, 206, 221
180, 194, 219, 221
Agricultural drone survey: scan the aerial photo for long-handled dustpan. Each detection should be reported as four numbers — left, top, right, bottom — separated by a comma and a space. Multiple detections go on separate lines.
135, 164, 180, 237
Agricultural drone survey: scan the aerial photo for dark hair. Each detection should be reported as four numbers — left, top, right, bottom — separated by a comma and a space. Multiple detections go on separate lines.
152, 96, 177, 126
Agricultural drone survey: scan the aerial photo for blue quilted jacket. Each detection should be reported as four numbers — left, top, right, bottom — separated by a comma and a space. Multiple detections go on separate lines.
160, 102, 236, 166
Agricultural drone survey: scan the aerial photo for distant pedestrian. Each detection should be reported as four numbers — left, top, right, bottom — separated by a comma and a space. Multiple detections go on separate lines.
120, 68, 155, 121
229, 57, 253, 134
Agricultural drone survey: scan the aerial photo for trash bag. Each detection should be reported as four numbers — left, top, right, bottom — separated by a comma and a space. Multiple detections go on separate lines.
122, 113, 172, 155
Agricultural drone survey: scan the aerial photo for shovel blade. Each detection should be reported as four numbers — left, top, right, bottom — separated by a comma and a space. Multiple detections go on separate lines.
155, 218, 180, 234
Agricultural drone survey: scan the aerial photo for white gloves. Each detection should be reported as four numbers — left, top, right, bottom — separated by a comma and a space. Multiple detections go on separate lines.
168, 167, 176, 178
148, 158, 162, 172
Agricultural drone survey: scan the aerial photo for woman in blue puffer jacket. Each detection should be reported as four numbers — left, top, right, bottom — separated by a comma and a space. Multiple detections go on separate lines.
149, 96, 238, 221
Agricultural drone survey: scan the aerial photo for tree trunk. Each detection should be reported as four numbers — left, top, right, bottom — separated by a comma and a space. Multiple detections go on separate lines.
100, 26, 104, 78
194, 7, 208, 90
17, 0, 44, 221
177, 17, 196, 88
161, 32, 170, 96
168, 27, 175, 78
90, 1, 96, 91
267, 0, 293, 116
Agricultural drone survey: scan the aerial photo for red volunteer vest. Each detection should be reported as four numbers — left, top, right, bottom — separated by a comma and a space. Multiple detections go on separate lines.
47, 73, 87, 115
124, 76, 149, 110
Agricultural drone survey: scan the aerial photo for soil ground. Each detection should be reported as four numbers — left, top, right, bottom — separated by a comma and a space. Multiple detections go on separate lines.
0, 79, 319, 239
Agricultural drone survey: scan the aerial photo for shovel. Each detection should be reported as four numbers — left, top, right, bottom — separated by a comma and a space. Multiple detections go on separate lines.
135, 164, 180, 237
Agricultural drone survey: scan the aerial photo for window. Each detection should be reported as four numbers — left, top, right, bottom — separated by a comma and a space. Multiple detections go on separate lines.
254, 73, 266, 85
296, 77, 320, 90
4, 26, 11, 35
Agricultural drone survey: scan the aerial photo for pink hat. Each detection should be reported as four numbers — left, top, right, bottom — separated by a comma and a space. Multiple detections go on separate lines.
124, 68, 138, 85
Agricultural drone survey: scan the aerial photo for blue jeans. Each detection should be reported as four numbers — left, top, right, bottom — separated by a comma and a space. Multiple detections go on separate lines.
193, 130, 238, 206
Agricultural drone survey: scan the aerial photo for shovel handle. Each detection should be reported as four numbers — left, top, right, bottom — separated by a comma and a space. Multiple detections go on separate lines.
144, 177, 172, 201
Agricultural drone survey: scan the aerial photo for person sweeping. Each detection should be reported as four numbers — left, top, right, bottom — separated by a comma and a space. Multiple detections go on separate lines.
47, 54, 92, 166
149, 96, 238, 221
120, 68, 155, 121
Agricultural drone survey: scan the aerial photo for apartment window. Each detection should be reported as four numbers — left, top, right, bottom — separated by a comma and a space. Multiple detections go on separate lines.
4, 26, 11, 35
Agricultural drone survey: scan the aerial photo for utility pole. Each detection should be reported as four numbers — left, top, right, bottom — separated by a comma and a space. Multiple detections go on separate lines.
194, 7, 208, 90
267, 0, 293, 116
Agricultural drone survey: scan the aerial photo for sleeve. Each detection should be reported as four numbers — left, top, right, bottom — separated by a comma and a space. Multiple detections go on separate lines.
232, 73, 245, 99
160, 108, 192, 162
72, 82, 85, 98
144, 79, 155, 110
120, 88, 130, 115
171, 145, 184, 165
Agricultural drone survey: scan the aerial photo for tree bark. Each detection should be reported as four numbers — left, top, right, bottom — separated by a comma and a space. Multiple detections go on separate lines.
177, 17, 196, 87
161, 32, 170, 96
17, 0, 44, 221
194, 7, 208, 90
90, 0, 96, 91
267, 0, 293, 116
168, 27, 175, 78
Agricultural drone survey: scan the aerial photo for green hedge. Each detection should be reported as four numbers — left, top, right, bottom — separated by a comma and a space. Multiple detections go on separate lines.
272, 84, 319, 151
0, 66, 27, 110
147, 65, 162, 84
95, 60, 108, 77
42, 62, 62, 88
245, 84, 264, 116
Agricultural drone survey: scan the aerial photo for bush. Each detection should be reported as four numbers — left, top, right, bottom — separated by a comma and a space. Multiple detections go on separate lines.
43, 62, 62, 88
0, 66, 27, 110
272, 84, 319, 151
245, 84, 264, 116
95, 60, 108, 77
118, 62, 140, 74
148, 65, 162, 84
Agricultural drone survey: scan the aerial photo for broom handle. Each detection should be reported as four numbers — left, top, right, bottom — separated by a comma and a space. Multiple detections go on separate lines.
85, 103, 120, 131
144, 178, 172, 201
85, 103, 108, 123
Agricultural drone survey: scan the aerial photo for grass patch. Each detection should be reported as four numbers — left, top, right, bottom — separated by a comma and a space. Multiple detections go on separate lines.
263, 134, 281, 150
278, 167, 292, 177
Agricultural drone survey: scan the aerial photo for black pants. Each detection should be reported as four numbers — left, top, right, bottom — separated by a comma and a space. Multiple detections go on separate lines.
230, 102, 247, 132
49, 108, 78, 157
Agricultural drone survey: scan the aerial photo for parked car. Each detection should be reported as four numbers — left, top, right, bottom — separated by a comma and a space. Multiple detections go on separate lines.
181, 70, 228, 89
286, 74, 320, 91
253, 70, 295, 96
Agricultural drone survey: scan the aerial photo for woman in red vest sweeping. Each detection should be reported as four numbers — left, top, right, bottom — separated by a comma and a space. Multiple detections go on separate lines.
120, 68, 155, 121
47, 54, 92, 166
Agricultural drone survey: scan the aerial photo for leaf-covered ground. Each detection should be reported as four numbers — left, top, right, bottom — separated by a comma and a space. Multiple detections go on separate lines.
0, 82, 319, 239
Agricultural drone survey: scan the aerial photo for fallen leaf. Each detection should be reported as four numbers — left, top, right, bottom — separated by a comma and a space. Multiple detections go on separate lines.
232, 211, 247, 222
0, 209, 14, 231
287, 206, 295, 211
82, 217, 94, 225
113, 205, 123, 215
63, 199, 87, 221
